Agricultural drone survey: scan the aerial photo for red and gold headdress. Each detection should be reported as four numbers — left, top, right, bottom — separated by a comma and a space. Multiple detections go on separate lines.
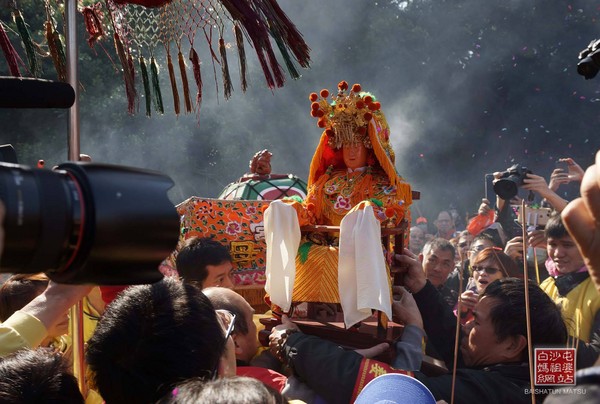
306, 81, 411, 206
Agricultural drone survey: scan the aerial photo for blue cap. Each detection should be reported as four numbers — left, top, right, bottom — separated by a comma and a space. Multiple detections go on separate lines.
354, 373, 436, 404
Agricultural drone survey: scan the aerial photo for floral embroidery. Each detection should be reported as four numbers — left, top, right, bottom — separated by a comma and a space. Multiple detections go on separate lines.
246, 205, 257, 215
225, 221, 242, 236
334, 195, 351, 211
325, 183, 338, 194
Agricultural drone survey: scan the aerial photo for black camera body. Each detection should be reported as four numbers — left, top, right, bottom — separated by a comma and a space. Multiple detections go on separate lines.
0, 161, 180, 285
577, 39, 600, 80
493, 163, 532, 200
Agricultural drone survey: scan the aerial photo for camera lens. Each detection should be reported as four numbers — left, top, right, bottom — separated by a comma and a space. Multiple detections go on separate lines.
0, 162, 180, 285
577, 57, 600, 80
493, 177, 519, 200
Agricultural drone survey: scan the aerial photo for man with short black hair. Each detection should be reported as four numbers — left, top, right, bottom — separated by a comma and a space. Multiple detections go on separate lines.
0, 348, 83, 403
176, 237, 235, 289
86, 278, 226, 404
540, 212, 600, 368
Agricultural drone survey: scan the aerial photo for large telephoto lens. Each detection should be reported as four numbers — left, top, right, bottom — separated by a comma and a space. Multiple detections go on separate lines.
0, 162, 180, 285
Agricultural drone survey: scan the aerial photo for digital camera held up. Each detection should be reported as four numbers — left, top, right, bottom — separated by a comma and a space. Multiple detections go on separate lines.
577, 39, 600, 80
493, 163, 532, 200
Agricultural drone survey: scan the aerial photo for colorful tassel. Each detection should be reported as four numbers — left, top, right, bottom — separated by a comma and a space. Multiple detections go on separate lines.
113, 32, 136, 114
150, 56, 164, 114
0, 21, 21, 76
140, 56, 151, 117
13, 9, 40, 77
189, 47, 202, 113
178, 50, 192, 113
81, 6, 104, 47
219, 37, 233, 99
167, 51, 180, 115
271, 31, 299, 80
234, 23, 247, 92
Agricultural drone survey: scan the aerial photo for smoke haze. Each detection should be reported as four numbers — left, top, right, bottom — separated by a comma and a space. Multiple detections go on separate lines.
2, 0, 600, 222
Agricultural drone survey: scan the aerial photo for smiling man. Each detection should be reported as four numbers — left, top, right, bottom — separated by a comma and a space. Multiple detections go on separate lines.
396, 249, 568, 403
539, 213, 600, 367
267, 249, 568, 404
420, 238, 457, 306
176, 237, 235, 289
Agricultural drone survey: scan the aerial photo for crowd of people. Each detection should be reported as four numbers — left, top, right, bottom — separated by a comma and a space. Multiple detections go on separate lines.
1, 85, 600, 403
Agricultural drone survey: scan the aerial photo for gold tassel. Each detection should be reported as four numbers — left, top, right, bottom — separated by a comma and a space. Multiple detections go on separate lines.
167, 52, 180, 116
178, 50, 192, 113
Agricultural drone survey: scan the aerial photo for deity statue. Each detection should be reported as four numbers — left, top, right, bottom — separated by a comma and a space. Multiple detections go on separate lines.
264, 81, 412, 328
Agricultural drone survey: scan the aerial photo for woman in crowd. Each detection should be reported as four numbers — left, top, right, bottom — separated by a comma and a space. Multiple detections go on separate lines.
458, 247, 519, 323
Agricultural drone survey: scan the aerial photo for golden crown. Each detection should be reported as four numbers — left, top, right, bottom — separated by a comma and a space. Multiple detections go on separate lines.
309, 81, 383, 149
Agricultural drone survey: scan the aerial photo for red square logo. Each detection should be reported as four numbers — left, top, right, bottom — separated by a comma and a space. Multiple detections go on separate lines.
534, 348, 576, 386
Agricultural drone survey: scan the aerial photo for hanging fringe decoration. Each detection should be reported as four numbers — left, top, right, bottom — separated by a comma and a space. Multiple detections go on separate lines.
127, 51, 136, 91
265, 45, 284, 88
0, 22, 21, 77
150, 56, 164, 114
271, 31, 300, 80
13, 9, 40, 77
113, 32, 136, 114
219, 37, 233, 99
189, 47, 202, 114
45, 21, 67, 82
178, 50, 192, 113
263, 0, 311, 68
81, 6, 104, 47
140, 56, 152, 116
234, 23, 247, 92
166, 51, 180, 115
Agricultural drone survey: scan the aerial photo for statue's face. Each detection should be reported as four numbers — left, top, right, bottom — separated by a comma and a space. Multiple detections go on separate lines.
342, 143, 368, 170
255, 158, 271, 175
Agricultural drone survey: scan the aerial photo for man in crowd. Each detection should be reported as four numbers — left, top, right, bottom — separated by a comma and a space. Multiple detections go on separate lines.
434, 210, 456, 240
420, 238, 457, 307
270, 250, 567, 403
204, 287, 288, 392
539, 213, 600, 368
85, 278, 227, 403
409, 225, 426, 254
176, 236, 235, 289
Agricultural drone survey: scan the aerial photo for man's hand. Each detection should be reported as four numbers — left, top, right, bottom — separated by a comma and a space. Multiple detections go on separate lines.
560, 157, 585, 182
354, 343, 390, 358
527, 229, 546, 249
549, 168, 570, 191
562, 150, 600, 292
459, 290, 478, 312
478, 198, 492, 216
394, 248, 427, 293
504, 236, 524, 261
268, 315, 300, 357
391, 286, 424, 329
522, 173, 552, 198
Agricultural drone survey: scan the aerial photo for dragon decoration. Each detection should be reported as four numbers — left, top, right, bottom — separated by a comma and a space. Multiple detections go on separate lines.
0, 0, 311, 117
